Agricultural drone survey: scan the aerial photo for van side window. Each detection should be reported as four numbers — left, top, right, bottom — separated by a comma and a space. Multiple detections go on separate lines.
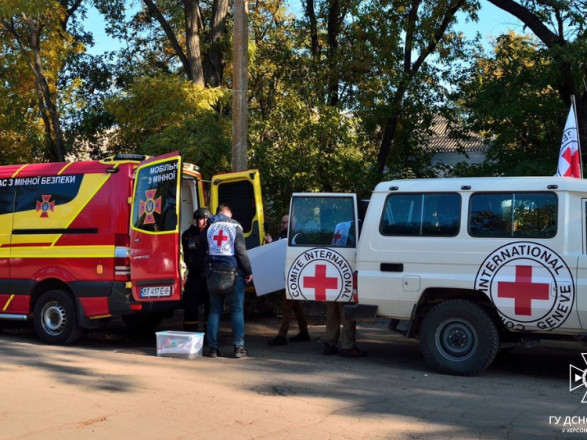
14, 175, 83, 214
468, 192, 557, 238
379, 193, 461, 236
0, 187, 15, 215
290, 196, 356, 247
133, 159, 179, 232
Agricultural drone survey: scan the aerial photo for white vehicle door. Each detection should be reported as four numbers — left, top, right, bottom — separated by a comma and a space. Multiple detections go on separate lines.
285, 193, 358, 302
576, 198, 587, 327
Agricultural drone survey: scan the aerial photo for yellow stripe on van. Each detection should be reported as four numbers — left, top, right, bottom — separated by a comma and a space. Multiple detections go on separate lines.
12, 165, 27, 177
58, 162, 74, 175
2, 295, 14, 311
10, 245, 115, 259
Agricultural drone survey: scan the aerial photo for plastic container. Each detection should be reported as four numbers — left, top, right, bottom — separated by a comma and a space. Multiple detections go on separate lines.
155, 331, 205, 359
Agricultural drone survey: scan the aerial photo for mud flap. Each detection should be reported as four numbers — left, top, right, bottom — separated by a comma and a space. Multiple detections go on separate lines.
344, 303, 377, 322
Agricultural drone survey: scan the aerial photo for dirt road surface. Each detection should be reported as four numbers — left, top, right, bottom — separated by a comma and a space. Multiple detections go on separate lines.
1, 315, 586, 440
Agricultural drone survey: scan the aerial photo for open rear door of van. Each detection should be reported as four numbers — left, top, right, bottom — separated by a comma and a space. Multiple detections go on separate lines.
129, 152, 182, 302
285, 193, 358, 303
210, 169, 265, 249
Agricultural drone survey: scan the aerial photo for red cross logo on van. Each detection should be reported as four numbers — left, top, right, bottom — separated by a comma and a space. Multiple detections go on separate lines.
36, 195, 55, 218
303, 264, 338, 301
139, 189, 161, 224
475, 242, 574, 331
287, 248, 354, 302
497, 265, 550, 316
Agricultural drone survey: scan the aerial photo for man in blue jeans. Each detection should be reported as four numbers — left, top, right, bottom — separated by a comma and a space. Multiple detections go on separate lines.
205, 204, 253, 358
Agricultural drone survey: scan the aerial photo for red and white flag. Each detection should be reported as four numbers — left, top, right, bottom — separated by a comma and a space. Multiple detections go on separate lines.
555, 103, 582, 178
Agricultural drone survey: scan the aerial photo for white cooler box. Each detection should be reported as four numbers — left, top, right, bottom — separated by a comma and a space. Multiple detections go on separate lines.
156, 331, 205, 359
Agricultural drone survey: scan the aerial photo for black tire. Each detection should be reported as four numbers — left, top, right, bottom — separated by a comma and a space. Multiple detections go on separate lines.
121, 312, 164, 334
420, 300, 499, 376
33, 290, 82, 344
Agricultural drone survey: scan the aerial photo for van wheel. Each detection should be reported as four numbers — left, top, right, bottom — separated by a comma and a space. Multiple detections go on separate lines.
33, 290, 82, 344
420, 300, 499, 376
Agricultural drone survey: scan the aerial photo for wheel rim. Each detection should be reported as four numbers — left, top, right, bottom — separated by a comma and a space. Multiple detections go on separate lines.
435, 318, 478, 361
41, 300, 68, 336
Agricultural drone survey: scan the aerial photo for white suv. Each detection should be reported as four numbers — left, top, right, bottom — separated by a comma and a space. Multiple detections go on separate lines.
285, 177, 587, 375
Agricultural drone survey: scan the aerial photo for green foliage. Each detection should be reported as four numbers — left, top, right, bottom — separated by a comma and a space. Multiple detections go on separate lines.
0, 32, 41, 163
105, 75, 231, 176
0, 0, 91, 162
250, 97, 376, 215
455, 32, 566, 176
247, 0, 379, 217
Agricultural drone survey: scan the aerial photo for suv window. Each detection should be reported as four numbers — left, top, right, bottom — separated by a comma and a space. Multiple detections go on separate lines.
380, 193, 461, 236
468, 192, 557, 238
289, 196, 356, 247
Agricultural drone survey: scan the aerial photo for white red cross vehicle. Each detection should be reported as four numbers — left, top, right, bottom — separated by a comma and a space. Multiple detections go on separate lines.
285, 177, 587, 375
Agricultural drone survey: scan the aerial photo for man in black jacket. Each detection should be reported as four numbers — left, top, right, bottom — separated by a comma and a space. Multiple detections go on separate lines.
181, 208, 211, 332
205, 204, 253, 358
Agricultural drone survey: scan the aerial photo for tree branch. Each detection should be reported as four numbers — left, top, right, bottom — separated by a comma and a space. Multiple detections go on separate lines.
487, 0, 565, 48
412, 0, 466, 73
142, 0, 191, 79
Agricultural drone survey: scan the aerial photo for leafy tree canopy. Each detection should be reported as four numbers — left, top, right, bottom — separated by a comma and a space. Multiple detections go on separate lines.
105, 75, 231, 177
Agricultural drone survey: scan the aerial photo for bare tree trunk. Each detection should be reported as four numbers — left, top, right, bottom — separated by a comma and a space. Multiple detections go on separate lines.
5, 15, 65, 161
232, 0, 249, 171
142, 0, 204, 85
374, 0, 466, 176
305, 0, 320, 58
204, 0, 229, 87
326, 0, 340, 106
184, 0, 205, 87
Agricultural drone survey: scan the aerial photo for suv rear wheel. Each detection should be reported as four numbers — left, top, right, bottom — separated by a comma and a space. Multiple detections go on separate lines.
420, 299, 499, 376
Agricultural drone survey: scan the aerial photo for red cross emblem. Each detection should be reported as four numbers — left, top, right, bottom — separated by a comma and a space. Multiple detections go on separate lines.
303, 264, 338, 301
36, 195, 55, 218
497, 265, 550, 316
139, 189, 161, 224
212, 229, 229, 247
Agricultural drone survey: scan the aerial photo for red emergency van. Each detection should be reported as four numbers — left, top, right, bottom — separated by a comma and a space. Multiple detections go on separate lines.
0, 152, 264, 344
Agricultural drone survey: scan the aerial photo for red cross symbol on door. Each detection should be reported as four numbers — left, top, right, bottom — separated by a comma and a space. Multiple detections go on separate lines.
497, 265, 550, 316
212, 229, 229, 247
303, 264, 338, 301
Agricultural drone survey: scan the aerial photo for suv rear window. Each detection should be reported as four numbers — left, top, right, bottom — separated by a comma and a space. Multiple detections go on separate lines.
468, 192, 557, 238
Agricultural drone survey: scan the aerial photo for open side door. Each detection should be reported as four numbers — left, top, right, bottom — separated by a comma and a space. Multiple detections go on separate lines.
210, 169, 265, 249
285, 193, 358, 302
129, 152, 182, 302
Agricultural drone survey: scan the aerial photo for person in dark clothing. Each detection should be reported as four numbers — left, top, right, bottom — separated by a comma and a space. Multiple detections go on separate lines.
205, 204, 253, 359
265, 214, 310, 346
181, 208, 211, 332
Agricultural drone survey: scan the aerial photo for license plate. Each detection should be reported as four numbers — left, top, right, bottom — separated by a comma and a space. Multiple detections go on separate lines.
140, 286, 172, 298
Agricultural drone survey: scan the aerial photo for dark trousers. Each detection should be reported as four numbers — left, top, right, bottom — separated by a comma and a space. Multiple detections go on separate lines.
277, 290, 308, 338
183, 272, 210, 330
